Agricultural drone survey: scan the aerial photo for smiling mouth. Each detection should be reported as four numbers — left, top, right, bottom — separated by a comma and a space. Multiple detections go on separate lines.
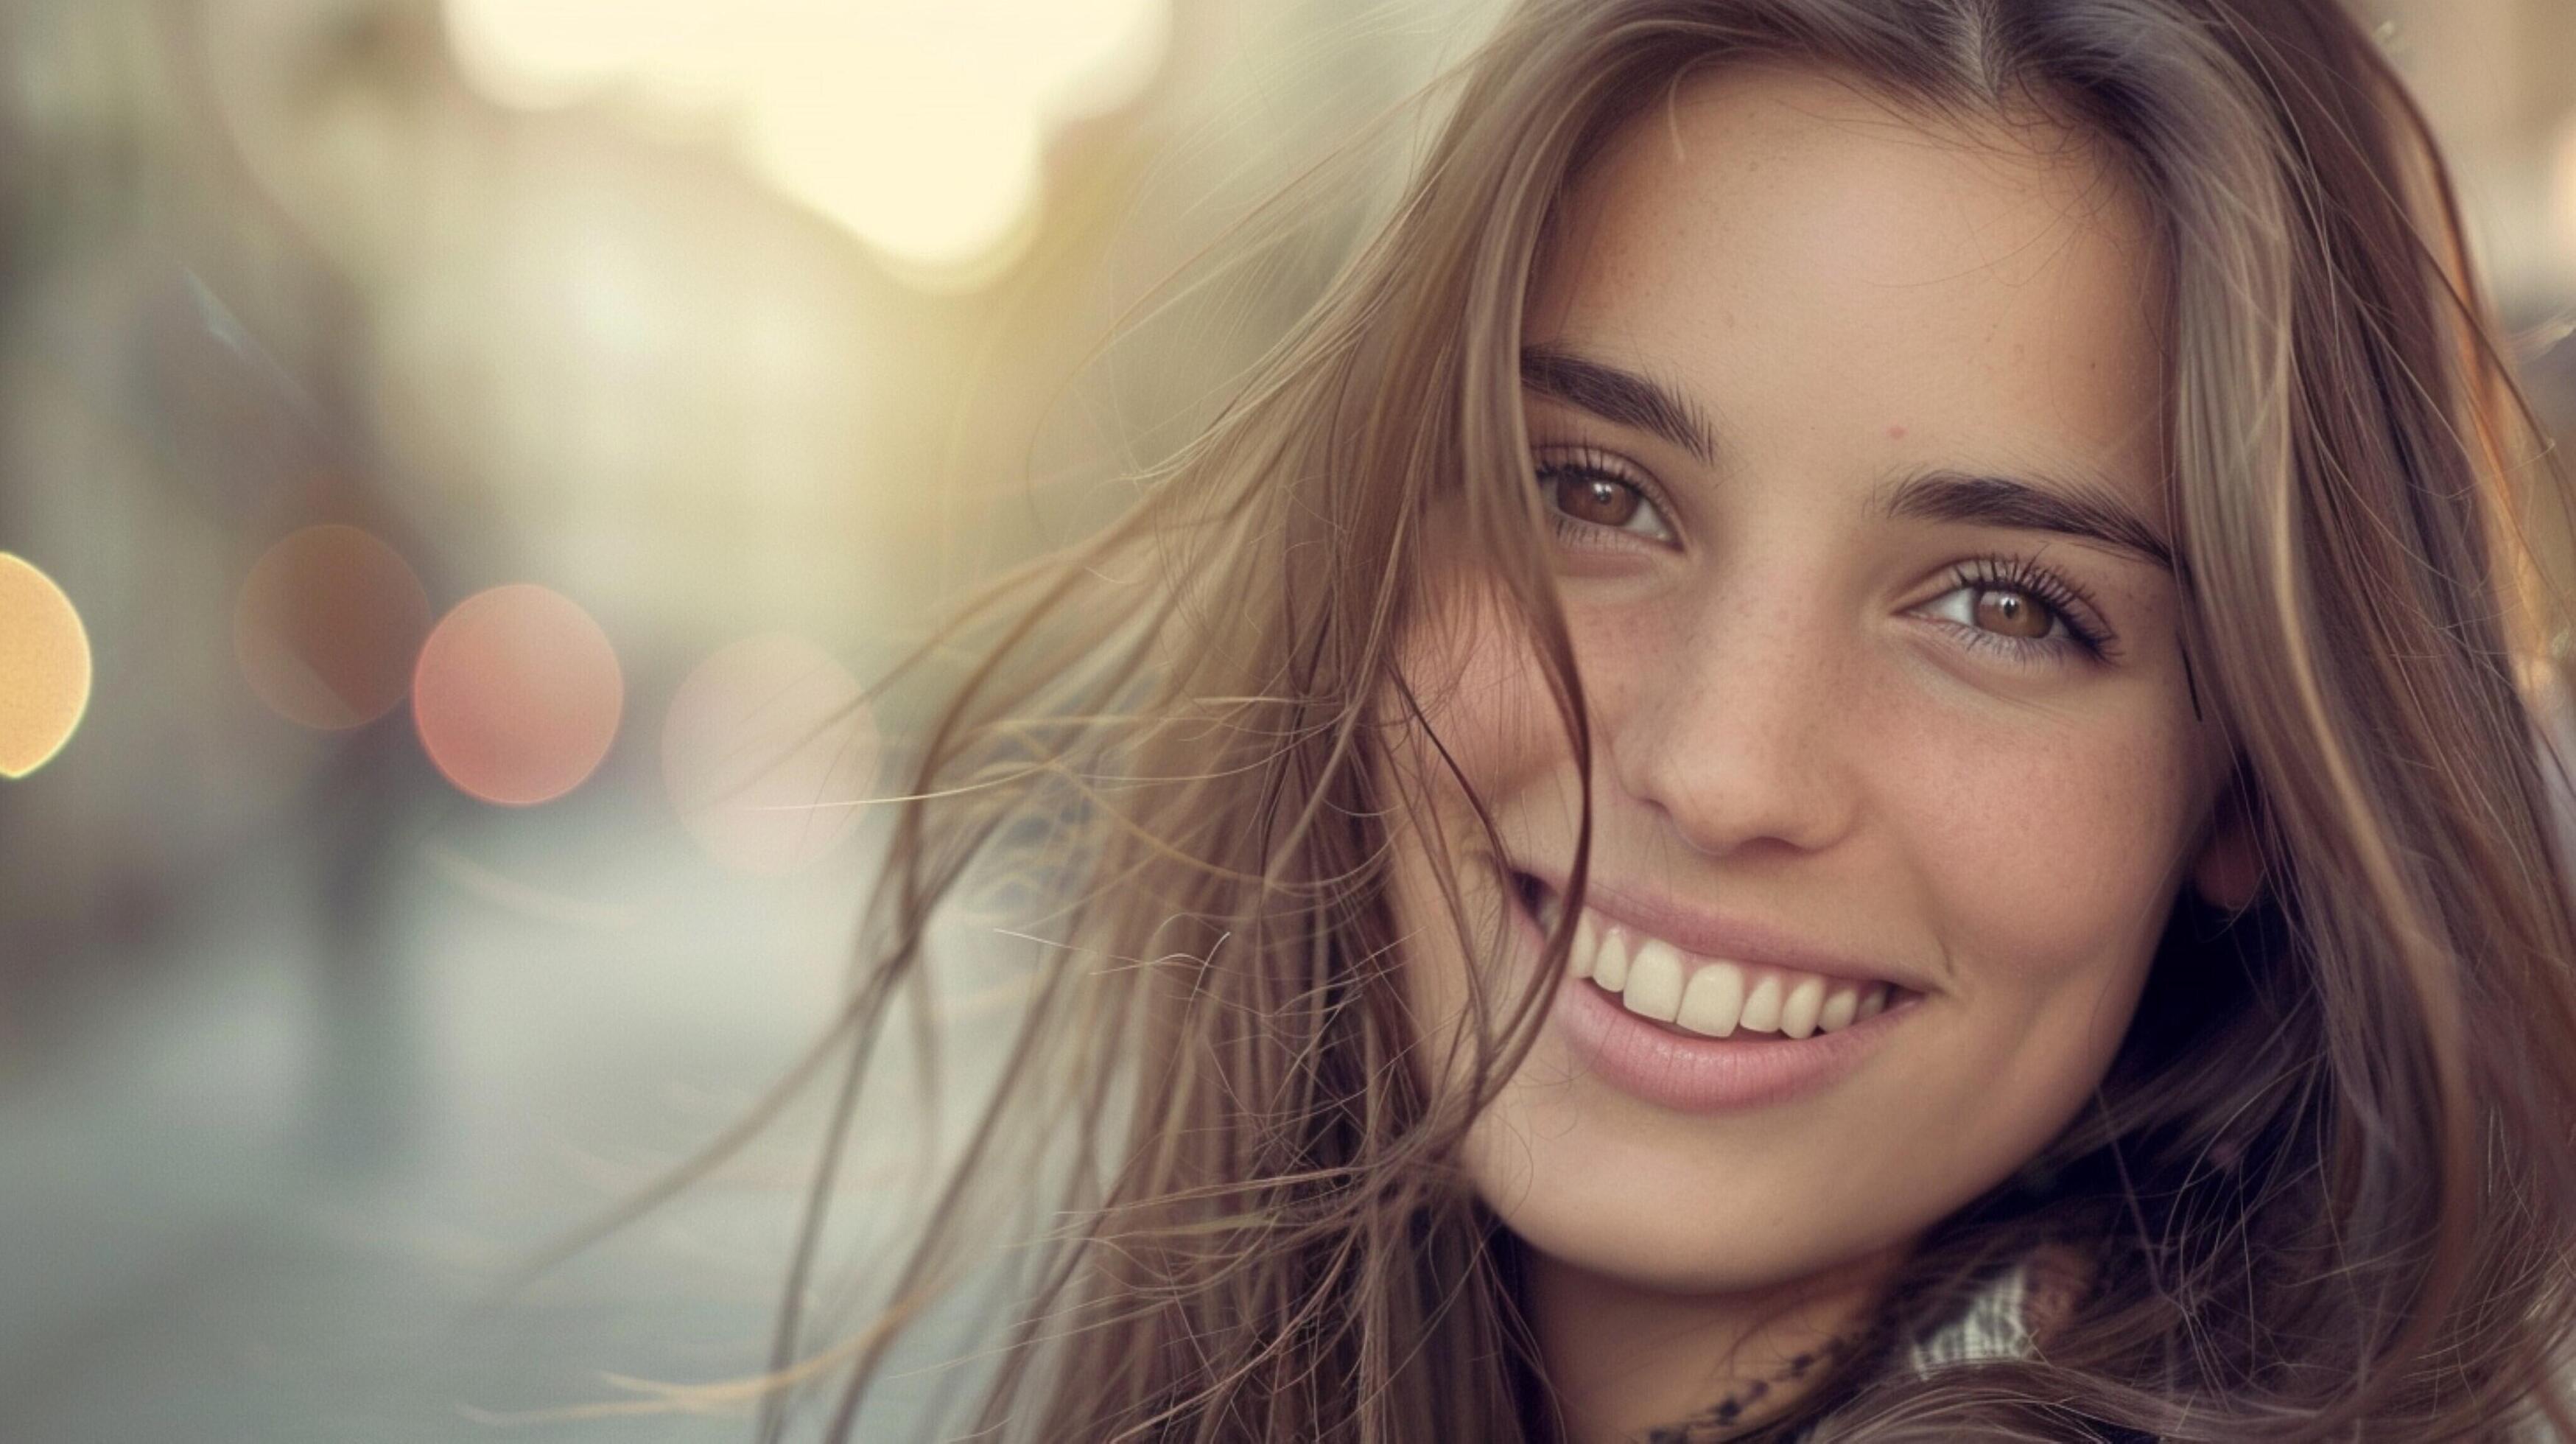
1509, 872, 1923, 1041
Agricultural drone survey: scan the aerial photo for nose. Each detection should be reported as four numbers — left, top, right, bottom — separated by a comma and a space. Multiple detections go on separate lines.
1601, 579, 1861, 861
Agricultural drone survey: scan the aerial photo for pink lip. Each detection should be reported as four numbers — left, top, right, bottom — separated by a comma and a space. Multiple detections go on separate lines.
1519, 867, 1923, 994
1510, 879, 1917, 1114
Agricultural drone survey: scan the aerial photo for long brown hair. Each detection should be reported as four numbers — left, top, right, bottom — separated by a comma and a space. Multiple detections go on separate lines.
692, 1, 2576, 1437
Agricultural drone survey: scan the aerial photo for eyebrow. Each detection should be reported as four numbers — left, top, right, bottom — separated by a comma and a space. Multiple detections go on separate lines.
1519, 344, 1719, 466
1519, 343, 2175, 572
1876, 469, 2175, 571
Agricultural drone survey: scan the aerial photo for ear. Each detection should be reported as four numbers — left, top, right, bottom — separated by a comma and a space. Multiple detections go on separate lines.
2189, 771, 2263, 912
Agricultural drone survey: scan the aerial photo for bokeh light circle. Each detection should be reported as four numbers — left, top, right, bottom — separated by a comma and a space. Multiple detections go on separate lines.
662, 633, 876, 875
235, 525, 435, 729
413, 584, 623, 806
0, 553, 93, 779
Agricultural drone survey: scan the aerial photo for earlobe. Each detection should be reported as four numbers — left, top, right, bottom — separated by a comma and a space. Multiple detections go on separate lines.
2189, 777, 2264, 912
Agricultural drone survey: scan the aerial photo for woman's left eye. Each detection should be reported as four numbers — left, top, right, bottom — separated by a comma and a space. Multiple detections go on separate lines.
1912, 564, 2112, 663
1919, 583, 2070, 643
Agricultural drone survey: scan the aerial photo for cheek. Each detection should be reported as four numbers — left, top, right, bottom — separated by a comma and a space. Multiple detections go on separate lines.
1386, 586, 1573, 824
1808, 697, 2205, 1264
1881, 698, 2199, 981
1853, 682, 2203, 1196
1378, 590, 1584, 1093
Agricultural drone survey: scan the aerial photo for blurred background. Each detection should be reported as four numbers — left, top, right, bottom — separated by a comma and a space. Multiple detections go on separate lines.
0, 1, 2569, 1440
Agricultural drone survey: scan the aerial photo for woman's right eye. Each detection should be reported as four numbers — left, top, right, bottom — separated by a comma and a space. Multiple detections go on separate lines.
1535, 458, 1677, 545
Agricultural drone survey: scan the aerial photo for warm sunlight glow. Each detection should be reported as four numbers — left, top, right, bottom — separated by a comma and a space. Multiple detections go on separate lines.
441, 0, 1170, 287
662, 632, 876, 875
413, 584, 623, 806
2554, 112, 2576, 295
0, 553, 92, 779
236, 525, 435, 730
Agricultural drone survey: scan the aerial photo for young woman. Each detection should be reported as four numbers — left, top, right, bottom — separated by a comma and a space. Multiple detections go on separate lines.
747, 0, 2576, 1437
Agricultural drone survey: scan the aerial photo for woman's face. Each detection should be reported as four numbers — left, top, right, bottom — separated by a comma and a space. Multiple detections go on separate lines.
1386, 68, 2248, 1310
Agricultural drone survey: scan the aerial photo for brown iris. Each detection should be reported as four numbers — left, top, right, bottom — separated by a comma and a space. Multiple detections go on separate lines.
1973, 587, 2053, 639
1554, 474, 1641, 529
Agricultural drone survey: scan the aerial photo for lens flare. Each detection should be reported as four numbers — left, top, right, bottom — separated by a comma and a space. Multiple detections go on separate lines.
662, 633, 875, 875
0, 553, 93, 779
413, 583, 623, 806
235, 525, 435, 729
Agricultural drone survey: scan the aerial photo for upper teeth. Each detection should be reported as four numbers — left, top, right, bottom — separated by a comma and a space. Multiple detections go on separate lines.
1538, 891, 1895, 1039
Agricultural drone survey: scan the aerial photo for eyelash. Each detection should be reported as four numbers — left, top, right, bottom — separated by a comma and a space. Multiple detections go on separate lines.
1931, 553, 2118, 665
1530, 448, 2119, 666
1531, 448, 1678, 548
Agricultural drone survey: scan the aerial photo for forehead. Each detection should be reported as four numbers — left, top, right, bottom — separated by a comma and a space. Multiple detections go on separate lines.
1529, 64, 2168, 511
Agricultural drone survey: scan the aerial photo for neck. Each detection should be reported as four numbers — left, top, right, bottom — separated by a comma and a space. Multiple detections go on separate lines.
1523, 1243, 1902, 1443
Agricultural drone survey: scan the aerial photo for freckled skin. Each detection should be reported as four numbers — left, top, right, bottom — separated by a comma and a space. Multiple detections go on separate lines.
1380, 66, 2250, 1440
